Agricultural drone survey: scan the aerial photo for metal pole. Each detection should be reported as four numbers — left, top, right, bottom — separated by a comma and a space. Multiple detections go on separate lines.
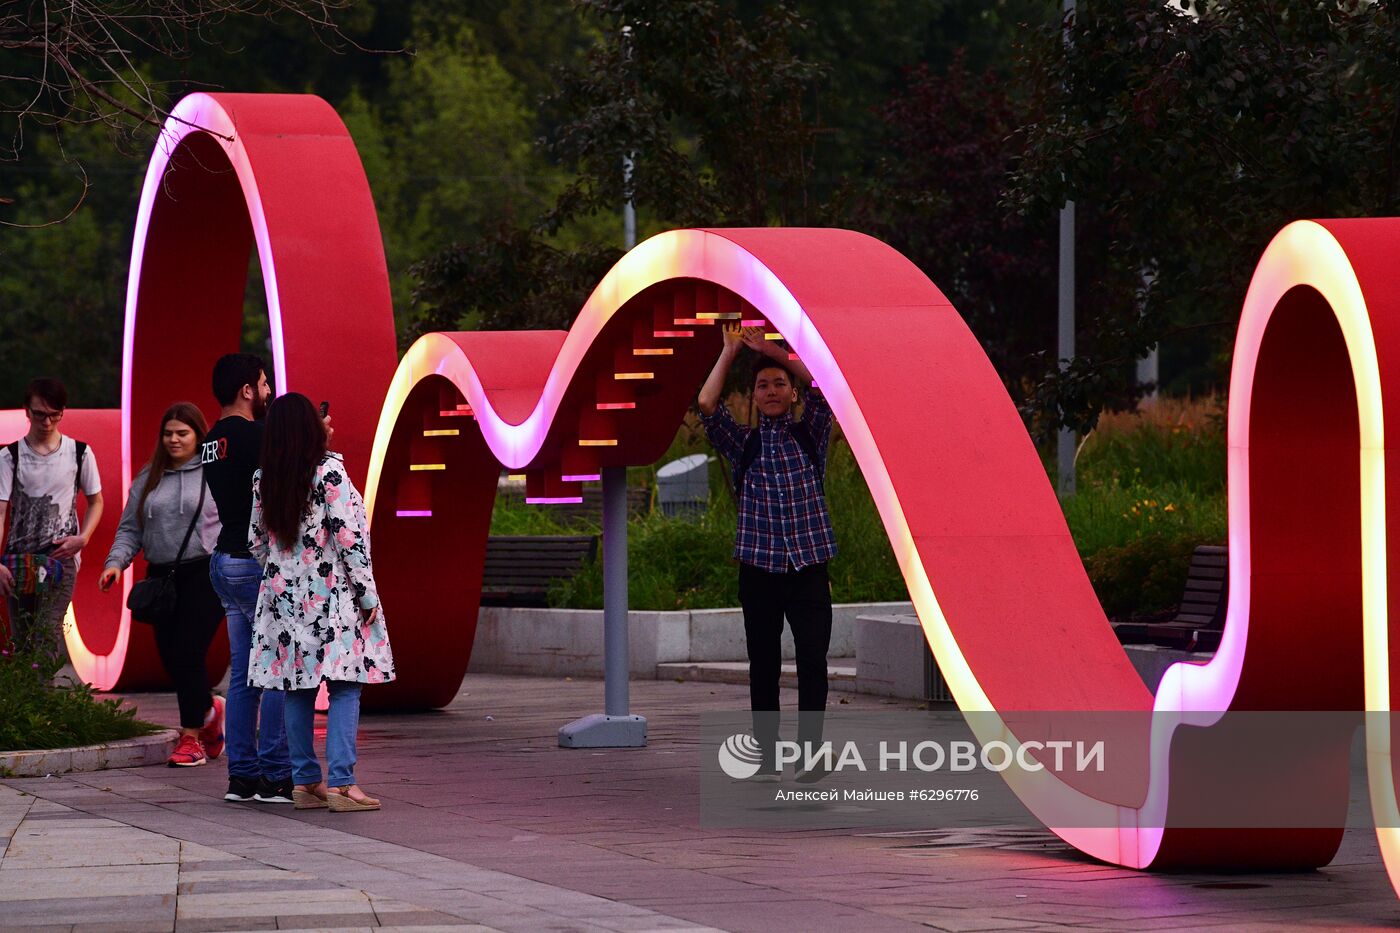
622, 24, 636, 253
1057, 200, 1076, 496
610, 18, 635, 718
1056, 0, 1077, 496
602, 465, 628, 717
556, 24, 647, 744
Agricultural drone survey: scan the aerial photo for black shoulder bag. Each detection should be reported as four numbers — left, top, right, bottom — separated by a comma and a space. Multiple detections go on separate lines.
126, 477, 205, 626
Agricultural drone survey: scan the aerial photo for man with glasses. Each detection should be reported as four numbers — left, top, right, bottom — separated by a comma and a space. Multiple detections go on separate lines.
0, 378, 104, 658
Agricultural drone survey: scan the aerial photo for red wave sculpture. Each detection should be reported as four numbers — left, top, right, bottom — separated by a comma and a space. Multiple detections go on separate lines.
24, 92, 1400, 890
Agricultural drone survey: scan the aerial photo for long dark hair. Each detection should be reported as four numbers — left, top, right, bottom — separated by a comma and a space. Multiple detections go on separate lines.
259, 392, 327, 546
139, 402, 208, 514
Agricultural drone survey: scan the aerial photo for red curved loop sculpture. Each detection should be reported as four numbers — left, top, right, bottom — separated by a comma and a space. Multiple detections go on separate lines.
364, 221, 1400, 881
51, 92, 399, 690
39, 91, 1400, 890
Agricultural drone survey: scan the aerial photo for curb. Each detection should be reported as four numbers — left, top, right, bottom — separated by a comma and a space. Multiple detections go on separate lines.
0, 730, 179, 777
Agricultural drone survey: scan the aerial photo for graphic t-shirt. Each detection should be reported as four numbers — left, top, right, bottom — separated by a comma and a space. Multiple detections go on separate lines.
0, 435, 102, 558
202, 416, 264, 556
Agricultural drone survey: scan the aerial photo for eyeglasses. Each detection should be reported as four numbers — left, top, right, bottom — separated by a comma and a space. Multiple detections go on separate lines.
27, 409, 63, 423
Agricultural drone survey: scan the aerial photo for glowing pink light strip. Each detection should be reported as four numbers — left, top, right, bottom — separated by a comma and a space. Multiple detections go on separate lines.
654, 330, 694, 338
108, 94, 291, 692
561, 473, 601, 483
741, 318, 766, 327
596, 402, 636, 411
526, 496, 584, 505
396, 509, 432, 517
351, 223, 1400, 884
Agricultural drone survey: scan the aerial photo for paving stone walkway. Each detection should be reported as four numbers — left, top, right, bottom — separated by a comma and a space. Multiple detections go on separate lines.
3, 674, 1400, 931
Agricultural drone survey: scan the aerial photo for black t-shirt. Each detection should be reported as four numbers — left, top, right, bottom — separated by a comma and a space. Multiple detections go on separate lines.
201, 416, 264, 557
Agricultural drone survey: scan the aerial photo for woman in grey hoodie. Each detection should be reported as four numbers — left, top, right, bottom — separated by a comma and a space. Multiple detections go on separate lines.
99, 402, 225, 767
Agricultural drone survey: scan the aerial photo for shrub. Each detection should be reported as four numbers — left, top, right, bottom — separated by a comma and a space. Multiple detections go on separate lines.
1060, 482, 1226, 556
0, 640, 158, 753
1068, 397, 1227, 619
1076, 396, 1226, 494
1082, 533, 1215, 619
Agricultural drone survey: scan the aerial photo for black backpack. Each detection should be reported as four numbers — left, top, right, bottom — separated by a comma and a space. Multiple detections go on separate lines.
731, 421, 823, 496
7, 439, 88, 512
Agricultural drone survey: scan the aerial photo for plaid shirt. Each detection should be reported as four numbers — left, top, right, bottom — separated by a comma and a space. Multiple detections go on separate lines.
700, 388, 837, 572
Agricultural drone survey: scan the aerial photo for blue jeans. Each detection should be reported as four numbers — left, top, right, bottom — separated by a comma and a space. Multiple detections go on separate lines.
285, 681, 362, 788
210, 551, 290, 781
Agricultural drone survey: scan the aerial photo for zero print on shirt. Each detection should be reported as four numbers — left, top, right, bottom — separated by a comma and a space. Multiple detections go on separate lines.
199, 437, 228, 465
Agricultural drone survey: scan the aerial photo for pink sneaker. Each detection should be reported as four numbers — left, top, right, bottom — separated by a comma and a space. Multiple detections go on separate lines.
167, 734, 207, 767
199, 696, 225, 760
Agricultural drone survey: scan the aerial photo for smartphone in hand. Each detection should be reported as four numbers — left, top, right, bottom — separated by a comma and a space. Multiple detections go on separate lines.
319, 400, 330, 418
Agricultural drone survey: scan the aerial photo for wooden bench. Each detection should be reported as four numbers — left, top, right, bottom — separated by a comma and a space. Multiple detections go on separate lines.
481, 535, 598, 607
1113, 545, 1228, 652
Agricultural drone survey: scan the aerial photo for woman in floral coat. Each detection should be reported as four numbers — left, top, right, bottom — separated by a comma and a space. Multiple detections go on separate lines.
248, 392, 394, 812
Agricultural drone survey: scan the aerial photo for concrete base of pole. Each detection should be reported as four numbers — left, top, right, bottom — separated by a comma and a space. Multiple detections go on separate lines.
558, 713, 648, 748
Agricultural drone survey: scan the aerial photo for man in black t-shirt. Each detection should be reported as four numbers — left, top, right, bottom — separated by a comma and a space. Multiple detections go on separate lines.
204, 354, 291, 804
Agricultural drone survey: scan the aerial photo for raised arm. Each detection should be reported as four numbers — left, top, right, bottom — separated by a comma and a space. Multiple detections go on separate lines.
698, 323, 745, 416
741, 327, 814, 385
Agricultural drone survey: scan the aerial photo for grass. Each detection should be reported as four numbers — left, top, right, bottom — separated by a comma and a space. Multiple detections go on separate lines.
0, 631, 160, 752
490, 395, 1228, 618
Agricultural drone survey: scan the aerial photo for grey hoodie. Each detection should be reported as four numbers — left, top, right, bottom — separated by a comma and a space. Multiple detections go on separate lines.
104, 460, 221, 570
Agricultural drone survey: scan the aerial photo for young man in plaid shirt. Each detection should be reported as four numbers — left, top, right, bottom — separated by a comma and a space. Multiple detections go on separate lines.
698, 324, 836, 783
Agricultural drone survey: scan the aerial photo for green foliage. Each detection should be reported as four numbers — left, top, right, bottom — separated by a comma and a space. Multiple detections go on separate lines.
1063, 400, 1227, 618
1077, 417, 1225, 496
1082, 533, 1210, 619
0, 637, 158, 753
1061, 481, 1226, 558
412, 226, 622, 333
549, 506, 741, 610
18, 0, 1370, 446
551, 0, 829, 228
1011, 0, 1400, 432
341, 26, 568, 332
774, 0, 1056, 189
411, 0, 834, 337
822, 438, 906, 603
838, 52, 1061, 415
0, 124, 134, 408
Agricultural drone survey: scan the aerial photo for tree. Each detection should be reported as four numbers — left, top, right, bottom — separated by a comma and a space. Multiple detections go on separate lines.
412, 0, 829, 336
341, 25, 564, 332
763, 0, 1058, 191
0, 0, 361, 222
1009, 0, 1400, 433
843, 54, 1059, 413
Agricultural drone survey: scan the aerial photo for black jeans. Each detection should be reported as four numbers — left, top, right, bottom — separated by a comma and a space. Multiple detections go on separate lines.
738, 561, 833, 762
147, 556, 225, 729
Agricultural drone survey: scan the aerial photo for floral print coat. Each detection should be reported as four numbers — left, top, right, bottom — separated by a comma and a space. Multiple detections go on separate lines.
247, 454, 395, 690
